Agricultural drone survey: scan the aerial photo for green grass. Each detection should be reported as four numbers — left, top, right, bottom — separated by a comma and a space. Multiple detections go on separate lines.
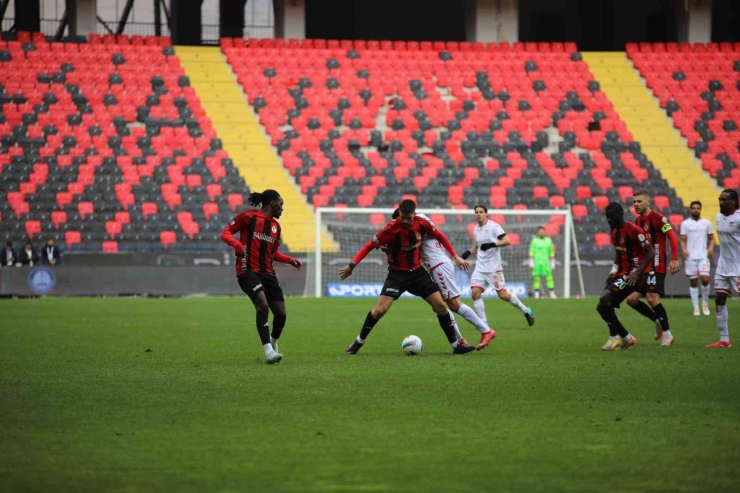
1, 297, 739, 493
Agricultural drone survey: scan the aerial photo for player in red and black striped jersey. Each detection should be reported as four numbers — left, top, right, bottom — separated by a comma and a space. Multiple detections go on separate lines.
626, 190, 681, 346
597, 203, 655, 351
338, 199, 476, 355
221, 189, 303, 364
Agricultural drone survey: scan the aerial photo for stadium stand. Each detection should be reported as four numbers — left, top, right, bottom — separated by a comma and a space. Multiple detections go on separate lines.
626, 42, 739, 220
0, 32, 251, 252
221, 38, 688, 251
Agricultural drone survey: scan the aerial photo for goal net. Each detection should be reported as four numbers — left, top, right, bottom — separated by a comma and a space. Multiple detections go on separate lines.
313, 207, 584, 299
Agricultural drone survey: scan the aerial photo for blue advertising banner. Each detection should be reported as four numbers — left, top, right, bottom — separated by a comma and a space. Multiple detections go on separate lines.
327, 282, 529, 298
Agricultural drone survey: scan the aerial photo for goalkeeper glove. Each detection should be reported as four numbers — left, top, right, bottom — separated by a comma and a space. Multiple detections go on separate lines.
461, 250, 471, 260
550, 258, 556, 270
528, 258, 534, 269
480, 242, 497, 252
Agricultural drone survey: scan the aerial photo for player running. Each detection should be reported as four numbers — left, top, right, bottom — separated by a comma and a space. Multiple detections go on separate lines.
707, 189, 740, 348
462, 204, 535, 328
599, 203, 654, 351
680, 201, 715, 316
625, 190, 680, 347
529, 226, 557, 299
220, 189, 303, 364
391, 208, 495, 350
339, 199, 476, 355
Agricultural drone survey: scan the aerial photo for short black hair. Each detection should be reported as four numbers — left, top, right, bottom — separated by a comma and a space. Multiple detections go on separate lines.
722, 188, 739, 210
605, 202, 624, 217
5, 241, 12, 247
537, 226, 546, 231
474, 204, 488, 213
690, 201, 702, 208
399, 199, 416, 214
247, 189, 280, 207
392, 208, 400, 219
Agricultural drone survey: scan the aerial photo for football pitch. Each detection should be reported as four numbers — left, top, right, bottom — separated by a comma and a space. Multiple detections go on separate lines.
1, 297, 739, 493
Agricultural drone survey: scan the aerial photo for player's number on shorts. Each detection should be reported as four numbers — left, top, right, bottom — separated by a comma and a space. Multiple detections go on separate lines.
614, 278, 627, 290
646, 274, 657, 286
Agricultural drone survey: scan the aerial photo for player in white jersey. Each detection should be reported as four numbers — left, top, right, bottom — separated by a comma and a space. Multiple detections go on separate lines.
461, 204, 535, 328
707, 189, 740, 348
680, 201, 715, 316
390, 209, 496, 350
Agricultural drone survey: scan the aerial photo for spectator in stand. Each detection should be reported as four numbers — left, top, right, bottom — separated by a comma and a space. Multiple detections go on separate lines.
41, 239, 61, 266
4, 242, 17, 267
19, 241, 39, 267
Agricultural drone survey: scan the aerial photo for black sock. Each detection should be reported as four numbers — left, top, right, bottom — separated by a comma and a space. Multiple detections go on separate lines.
653, 303, 671, 331
630, 300, 658, 322
597, 301, 626, 338
271, 312, 286, 340
256, 309, 270, 345
359, 311, 378, 340
437, 314, 457, 343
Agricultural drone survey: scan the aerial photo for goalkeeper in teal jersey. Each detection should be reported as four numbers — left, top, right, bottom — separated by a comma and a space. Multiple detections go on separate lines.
529, 227, 556, 299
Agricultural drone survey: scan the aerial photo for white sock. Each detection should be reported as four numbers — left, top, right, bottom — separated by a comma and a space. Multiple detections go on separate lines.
690, 286, 699, 310
450, 340, 459, 349
263, 343, 274, 355
717, 305, 730, 342
663, 330, 672, 338
356, 336, 365, 345
701, 284, 710, 305
456, 303, 489, 333
473, 298, 488, 325
270, 337, 279, 350
624, 333, 633, 341
509, 294, 528, 313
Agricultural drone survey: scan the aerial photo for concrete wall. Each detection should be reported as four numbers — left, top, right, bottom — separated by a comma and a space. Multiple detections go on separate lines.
474, 0, 518, 43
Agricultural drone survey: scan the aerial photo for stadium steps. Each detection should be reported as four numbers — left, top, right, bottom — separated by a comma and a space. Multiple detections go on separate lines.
583, 52, 719, 222
175, 46, 337, 252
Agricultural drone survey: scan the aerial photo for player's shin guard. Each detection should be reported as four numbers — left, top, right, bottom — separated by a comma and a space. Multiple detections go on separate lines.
271, 312, 286, 340
509, 294, 528, 313
455, 303, 489, 333
473, 298, 488, 325
716, 305, 730, 342
652, 303, 671, 332
359, 311, 379, 341
631, 300, 658, 322
437, 313, 458, 344
256, 309, 271, 345
597, 301, 627, 338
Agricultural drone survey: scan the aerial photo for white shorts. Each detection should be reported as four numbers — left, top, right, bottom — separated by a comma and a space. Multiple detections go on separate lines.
430, 262, 461, 301
471, 269, 506, 292
714, 275, 740, 296
685, 258, 710, 279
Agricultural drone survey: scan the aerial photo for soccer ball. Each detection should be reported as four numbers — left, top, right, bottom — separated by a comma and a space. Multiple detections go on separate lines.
401, 335, 423, 356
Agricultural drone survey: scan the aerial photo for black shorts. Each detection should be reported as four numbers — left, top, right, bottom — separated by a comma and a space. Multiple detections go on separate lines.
605, 275, 641, 308
237, 271, 284, 303
639, 271, 666, 297
381, 267, 440, 300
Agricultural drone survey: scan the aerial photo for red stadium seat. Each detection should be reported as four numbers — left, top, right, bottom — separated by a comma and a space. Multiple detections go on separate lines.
25, 220, 41, 239
102, 241, 119, 253
227, 193, 244, 212
105, 221, 122, 238
203, 203, 219, 221
594, 233, 611, 250
160, 231, 176, 249
78, 202, 94, 219
51, 211, 67, 228
65, 231, 81, 248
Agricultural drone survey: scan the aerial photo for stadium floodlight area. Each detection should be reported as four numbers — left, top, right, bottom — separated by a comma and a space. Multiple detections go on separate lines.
314, 207, 584, 299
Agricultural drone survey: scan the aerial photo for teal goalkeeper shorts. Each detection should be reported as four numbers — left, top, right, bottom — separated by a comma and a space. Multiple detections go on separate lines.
532, 264, 552, 277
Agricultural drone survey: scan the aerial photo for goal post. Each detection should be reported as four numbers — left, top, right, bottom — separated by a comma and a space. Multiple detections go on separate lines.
314, 207, 584, 299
